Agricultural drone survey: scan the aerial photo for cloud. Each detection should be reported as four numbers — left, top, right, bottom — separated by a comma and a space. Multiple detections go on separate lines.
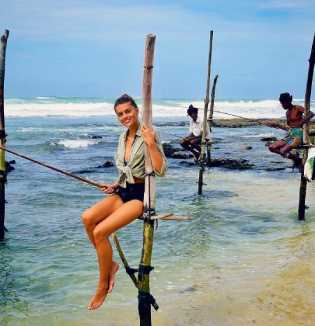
1, 2, 213, 41
2, 0, 314, 98
2, 0, 313, 46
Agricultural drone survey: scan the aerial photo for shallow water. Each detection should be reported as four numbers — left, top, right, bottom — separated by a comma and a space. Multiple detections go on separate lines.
1, 101, 315, 325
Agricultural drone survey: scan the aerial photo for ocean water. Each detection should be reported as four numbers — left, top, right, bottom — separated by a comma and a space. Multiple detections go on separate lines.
1, 98, 315, 326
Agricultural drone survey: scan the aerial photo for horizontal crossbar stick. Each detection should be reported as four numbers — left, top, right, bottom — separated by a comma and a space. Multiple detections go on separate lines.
0, 145, 103, 188
210, 110, 286, 130
151, 213, 192, 221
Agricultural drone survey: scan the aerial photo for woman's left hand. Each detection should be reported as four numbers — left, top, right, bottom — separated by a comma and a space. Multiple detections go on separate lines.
141, 125, 156, 147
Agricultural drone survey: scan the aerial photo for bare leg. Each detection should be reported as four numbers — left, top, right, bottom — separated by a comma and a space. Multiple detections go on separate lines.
81, 195, 123, 247
108, 261, 119, 293
82, 195, 123, 307
279, 144, 293, 156
180, 138, 193, 151
87, 237, 113, 310
280, 138, 302, 168
190, 137, 201, 156
280, 138, 301, 156
181, 138, 200, 160
88, 199, 144, 310
269, 139, 287, 155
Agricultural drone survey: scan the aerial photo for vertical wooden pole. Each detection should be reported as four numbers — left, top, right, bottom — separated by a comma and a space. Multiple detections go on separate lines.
0, 30, 9, 240
198, 30, 213, 195
206, 74, 219, 165
298, 33, 315, 221
138, 34, 158, 326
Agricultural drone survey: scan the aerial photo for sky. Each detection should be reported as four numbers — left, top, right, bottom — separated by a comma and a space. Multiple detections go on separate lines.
1, 0, 315, 99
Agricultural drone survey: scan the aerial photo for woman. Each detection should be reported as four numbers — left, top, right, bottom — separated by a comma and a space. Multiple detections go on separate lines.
81, 94, 166, 310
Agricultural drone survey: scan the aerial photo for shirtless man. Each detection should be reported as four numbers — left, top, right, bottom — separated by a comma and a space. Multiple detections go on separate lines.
268, 92, 314, 163
180, 105, 209, 160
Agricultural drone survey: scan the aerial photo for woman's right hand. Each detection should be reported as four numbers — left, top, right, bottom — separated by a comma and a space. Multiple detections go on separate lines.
99, 183, 119, 194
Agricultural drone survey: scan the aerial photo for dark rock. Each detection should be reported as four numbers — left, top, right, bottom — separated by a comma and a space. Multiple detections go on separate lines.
162, 142, 181, 157
240, 144, 253, 150
75, 160, 115, 174
178, 158, 254, 170
172, 151, 193, 159
179, 161, 195, 167
265, 167, 287, 171
261, 136, 277, 142
6, 160, 15, 173
99, 160, 114, 168
209, 158, 254, 170
213, 120, 257, 128
213, 118, 286, 128
90, 135, 103, 139
162, 142, 194, 159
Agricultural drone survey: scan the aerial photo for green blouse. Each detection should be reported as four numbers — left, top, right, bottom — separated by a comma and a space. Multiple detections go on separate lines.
115, 126, 167, 188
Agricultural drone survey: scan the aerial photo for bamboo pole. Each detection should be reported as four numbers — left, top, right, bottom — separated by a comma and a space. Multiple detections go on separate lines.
208, 74, 219, 130
0, 145, 103, 188
298, 33, 315, 221
138, 34, 158, 326
0, 30, 9, 240
198, 30, 213, 195
206, 74, 218, 165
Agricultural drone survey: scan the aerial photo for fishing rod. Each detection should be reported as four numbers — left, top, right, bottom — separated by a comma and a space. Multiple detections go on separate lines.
211, 110, 287, 130
0, 145, 104, 188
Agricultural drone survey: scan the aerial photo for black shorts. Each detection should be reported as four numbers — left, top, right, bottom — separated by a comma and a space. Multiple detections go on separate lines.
116, 183, 145, 203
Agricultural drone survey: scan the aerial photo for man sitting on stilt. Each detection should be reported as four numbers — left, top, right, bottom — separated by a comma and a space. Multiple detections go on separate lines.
180, 105, 209, 161
268, 92, 314, 166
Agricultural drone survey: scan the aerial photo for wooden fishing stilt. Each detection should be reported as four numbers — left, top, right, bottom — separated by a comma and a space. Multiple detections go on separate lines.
138, 34, 158, 326
198, 30, 213, 195
207, 74, 218, 165
0, 30, 9, 241
298, 33, 315, 221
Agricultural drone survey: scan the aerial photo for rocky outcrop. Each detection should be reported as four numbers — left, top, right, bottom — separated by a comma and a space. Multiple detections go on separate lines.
213, 118, 286, 128
208, 158, 254, 169
179, 158, 254, 169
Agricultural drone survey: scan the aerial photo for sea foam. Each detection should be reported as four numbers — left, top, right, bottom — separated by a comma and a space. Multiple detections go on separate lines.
4, 98, 313, 119
56, 139, 101, 149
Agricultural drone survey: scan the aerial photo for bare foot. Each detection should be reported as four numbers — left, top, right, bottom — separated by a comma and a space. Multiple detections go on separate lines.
87, 285, 108, 310
108, 261, 119, 293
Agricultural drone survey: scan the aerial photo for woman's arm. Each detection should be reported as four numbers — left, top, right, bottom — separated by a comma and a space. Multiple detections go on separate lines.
141, 125, 166, 176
